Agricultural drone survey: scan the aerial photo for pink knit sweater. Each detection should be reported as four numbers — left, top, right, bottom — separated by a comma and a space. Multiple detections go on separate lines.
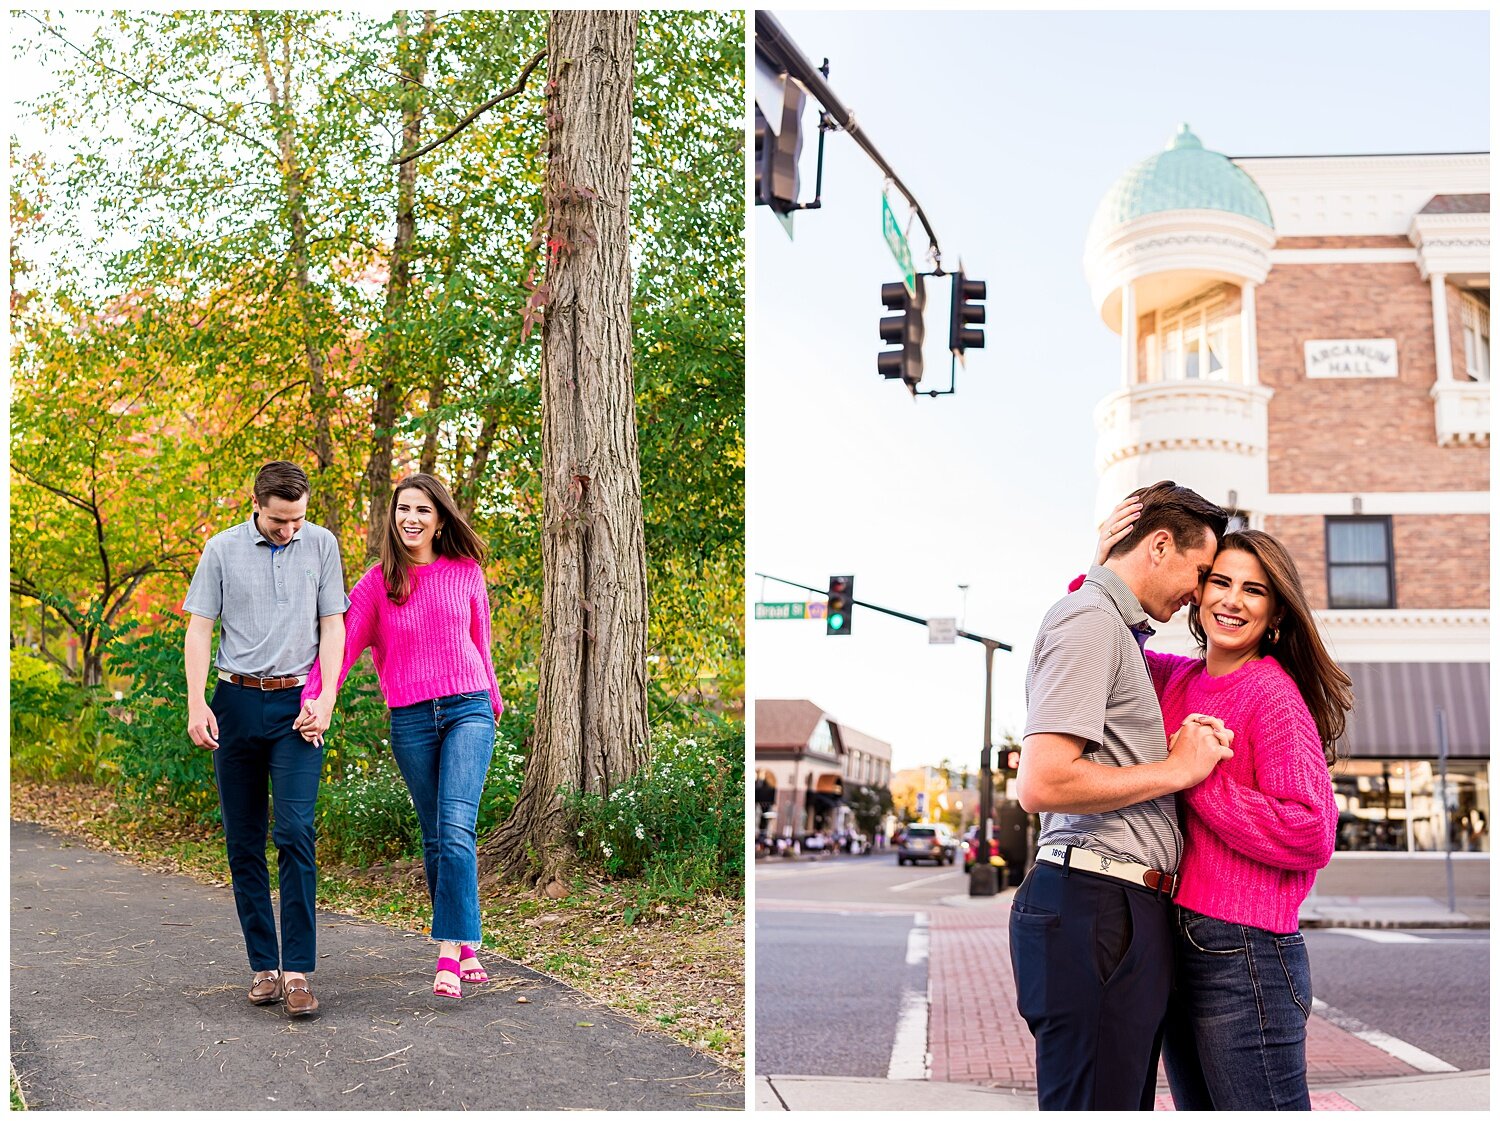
1147, 651, 1335, 934
304, 555, 503, 716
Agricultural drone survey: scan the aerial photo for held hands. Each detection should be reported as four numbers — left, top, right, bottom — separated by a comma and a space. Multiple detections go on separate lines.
1167, 713, 1234, 787
187, 701, 219, 751
293, 696, 334, 745
1096, 497, 1143, 566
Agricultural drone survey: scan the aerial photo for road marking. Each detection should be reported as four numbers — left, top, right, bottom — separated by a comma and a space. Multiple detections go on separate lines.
905, 913, 930, 965
1320, 928, 1427, 944
1318, 928, 1490, 945
889, 871, 961, 893
1312, 998, 1459, 1073
754, 863, 848, 881
886, 989, 930, 1080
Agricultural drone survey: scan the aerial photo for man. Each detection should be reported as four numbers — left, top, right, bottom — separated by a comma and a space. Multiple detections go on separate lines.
184, 461, 348, 1017
1010, 480, 1232, 1111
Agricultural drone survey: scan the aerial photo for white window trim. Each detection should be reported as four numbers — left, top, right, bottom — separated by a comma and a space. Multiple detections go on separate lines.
1153, 289, 1233, 384
1459, 291, 1489, 383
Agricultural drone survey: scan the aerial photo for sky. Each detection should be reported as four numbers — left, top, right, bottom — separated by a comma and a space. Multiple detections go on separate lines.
747, 9, 1490, 773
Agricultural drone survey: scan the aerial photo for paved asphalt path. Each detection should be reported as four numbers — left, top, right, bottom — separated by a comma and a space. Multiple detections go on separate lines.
755, 856, 943, 1078
10, 822, 741, 1111
755, 911, 922, 1078
1306, 928, 1490, 1072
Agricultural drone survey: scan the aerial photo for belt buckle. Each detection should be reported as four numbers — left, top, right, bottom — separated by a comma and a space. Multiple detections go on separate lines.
258, 676, 274, 691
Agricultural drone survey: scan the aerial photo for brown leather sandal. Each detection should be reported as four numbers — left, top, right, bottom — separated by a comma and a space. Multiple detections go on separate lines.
283, 974, 319, 1017
248, 970, 283, 1006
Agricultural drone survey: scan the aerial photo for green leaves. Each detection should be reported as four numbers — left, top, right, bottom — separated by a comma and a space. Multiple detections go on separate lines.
12, 10, 744, 723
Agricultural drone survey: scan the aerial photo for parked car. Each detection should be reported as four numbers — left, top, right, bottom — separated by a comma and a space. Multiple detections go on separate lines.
897, 823, 958, 866
961, 826, 1007, 873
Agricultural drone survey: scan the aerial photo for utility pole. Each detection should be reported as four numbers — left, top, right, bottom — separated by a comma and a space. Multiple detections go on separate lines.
756, 572, 1012, 896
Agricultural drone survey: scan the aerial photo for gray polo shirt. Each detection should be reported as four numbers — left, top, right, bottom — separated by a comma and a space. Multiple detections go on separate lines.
182, 515, 350, 678
1024, 564, 1182, 873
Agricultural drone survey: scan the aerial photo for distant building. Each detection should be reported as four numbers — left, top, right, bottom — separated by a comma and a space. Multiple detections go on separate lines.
1084, 127, 1489, 853
754, 699, 892, 840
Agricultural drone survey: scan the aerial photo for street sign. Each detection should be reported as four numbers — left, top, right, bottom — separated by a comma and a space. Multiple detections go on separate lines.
928, 617, 957, 644
882, 192, 916, 297
755, 601, 808, 621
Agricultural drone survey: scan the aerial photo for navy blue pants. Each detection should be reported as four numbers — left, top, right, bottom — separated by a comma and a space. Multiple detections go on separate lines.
1009, 861, 1174, 1111
210, 681, 322, 973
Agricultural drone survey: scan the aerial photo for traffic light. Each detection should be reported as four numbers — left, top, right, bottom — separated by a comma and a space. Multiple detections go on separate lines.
877, 275, 926, 392
753, 75, 804, 212
949, 271, 987, 355
1004, 748, 1021, 774
826, 575, 853, 636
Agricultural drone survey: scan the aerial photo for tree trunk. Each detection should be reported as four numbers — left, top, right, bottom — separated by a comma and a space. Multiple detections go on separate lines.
362, 9, 433, 556
250, 14, 340, 540
481, 10, 648, 889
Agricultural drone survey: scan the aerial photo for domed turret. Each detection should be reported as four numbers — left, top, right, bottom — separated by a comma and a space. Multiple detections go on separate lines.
1084, 125, 1278, 539
1087, 124, 1274, 249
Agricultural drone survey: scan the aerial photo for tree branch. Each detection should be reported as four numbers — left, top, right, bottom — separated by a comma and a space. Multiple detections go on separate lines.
19, 11, 275, 157
394, 48, 546, 165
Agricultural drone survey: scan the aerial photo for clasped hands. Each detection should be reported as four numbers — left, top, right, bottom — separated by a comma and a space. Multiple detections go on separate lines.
293, 696, 334, 745
1168, 712, 1235, 786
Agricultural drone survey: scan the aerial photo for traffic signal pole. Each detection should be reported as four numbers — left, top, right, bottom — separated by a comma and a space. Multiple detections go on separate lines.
755, 10, 944, 269
755, 572, 1013, 896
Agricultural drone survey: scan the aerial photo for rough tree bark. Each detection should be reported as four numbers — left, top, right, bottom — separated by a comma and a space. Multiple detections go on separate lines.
480, 10, 648, 890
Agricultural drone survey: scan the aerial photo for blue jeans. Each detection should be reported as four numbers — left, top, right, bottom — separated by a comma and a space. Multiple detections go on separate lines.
1163, 906, 1313, 1110
388, 693, 495, 947
210, 681, 322, 972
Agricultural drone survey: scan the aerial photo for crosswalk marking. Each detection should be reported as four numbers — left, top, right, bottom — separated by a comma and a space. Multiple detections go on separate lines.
1312, 998, 1459, 1074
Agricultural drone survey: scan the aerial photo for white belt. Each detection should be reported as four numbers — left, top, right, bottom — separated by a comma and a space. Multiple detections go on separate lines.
1036, 843, 1179, 898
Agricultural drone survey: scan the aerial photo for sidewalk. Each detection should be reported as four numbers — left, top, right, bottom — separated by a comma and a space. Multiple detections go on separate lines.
756, 1070, 1491, 1111
10, 821, 741, 1111
913, 888, 1488, 1110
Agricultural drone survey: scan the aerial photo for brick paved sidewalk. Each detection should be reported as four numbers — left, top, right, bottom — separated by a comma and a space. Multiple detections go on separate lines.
927, 902, 1424, 1109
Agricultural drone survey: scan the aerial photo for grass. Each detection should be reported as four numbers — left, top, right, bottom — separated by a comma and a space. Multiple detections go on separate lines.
10, 781, 745, 1070
11, 1067, 25, 1110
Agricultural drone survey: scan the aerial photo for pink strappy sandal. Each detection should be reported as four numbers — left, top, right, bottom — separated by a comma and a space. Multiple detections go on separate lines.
459, 945, 489, 984
434, 955, 462, 1000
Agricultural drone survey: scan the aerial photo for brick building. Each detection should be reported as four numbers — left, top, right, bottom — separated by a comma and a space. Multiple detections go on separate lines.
753, 698, 893, 843
1083, 126, 1489, 853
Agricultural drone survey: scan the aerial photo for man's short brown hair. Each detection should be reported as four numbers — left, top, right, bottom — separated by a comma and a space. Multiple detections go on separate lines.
253, 461, 310, 504
1106, 480, 1227, 560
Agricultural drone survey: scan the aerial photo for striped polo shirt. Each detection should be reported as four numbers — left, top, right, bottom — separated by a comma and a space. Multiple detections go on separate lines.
182, 514, 349, 679
1024, 564, 1183, 873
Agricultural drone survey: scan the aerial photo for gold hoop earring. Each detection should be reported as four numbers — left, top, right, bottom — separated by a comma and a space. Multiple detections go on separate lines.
1270, 625, 1280, 645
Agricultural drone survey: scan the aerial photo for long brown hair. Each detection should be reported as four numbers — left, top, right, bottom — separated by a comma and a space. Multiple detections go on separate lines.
1187, 529, 1353, 764
379, 473, 487, 605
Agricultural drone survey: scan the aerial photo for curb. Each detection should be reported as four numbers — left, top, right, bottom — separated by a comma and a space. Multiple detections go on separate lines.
1299, 916, 1489, 930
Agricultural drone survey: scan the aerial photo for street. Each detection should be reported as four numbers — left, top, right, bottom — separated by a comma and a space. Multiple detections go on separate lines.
755, 854, 1489, 1096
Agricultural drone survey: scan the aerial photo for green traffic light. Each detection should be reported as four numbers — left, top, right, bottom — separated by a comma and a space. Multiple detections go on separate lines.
828, 613, 845, 631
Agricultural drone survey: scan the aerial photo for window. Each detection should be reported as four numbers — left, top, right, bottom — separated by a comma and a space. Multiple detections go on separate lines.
1326, 516, 1394, 608
1460, 291, 1489, 382
1155, 290, 1232, 383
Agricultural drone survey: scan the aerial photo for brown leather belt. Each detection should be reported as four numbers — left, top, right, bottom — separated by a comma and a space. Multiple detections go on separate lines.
219, 671, 308, 692
1036, 844, 1179, 898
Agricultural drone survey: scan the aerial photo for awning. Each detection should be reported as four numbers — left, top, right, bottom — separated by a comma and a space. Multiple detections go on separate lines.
1342, 662, 1489, 759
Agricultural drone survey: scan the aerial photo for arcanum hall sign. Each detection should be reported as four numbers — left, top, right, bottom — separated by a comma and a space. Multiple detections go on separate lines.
1304, 338, 1398, 379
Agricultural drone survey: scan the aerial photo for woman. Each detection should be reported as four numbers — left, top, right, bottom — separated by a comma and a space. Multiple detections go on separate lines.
304, 474, 503, 999
1098, 498, 1352, 1110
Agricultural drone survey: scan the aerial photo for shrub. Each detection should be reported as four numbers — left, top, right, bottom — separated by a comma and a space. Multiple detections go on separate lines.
108, 626, 220, 816
9, 650, 119, 783
569, 721, 744, 904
